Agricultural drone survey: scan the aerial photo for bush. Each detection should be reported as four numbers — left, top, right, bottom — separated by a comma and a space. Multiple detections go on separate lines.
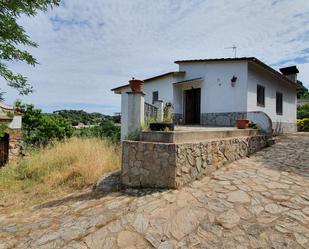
21, 104, 73, 147
74, 119, 120, 143
297, 103, 309, 119
297, 118, 309, 131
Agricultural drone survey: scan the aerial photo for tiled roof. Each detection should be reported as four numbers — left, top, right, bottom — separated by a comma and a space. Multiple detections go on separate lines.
0, 103, 14, 111
0, 115, 13, 121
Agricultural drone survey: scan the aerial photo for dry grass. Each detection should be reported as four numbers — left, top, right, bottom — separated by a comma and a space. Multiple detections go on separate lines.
0, 137, 120, 212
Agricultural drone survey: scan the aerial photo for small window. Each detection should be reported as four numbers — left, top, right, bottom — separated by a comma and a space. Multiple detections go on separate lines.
152, 91, 159, 104
257, 85, 265, 107
276, 92, 283, 115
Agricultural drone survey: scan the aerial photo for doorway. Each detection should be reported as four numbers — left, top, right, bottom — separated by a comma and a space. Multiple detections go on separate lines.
184, 88, 201, 124
0, 133, 9, 166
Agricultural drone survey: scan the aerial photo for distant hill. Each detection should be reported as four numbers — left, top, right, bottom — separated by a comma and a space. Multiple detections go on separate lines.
53, 110, 113, 126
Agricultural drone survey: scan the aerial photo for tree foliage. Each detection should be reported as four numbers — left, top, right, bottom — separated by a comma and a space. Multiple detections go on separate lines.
297, 81, 309, 99
74, 120, 120, 143
53, 110, 112, 126
20, 104, 73, 147
0, 0, 60, 100
297, 103, 309, 119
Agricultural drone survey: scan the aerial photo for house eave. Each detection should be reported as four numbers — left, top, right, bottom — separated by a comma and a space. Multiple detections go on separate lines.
173, 77, 203, 86
111, 71, 186, 94
175, 57, 300, 90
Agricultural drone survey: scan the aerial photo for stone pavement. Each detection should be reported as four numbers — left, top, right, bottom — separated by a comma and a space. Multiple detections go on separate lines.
1, 134, 309, 249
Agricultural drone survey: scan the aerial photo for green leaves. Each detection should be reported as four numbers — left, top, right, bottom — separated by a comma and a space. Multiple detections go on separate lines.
297, 103, 309, 119
0, 0, 60, 99
20, 104, 73, 147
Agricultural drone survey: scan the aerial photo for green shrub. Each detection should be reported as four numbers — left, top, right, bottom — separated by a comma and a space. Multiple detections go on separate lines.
297, 103, 309, 119
21, 104, 73, 147
74, 119, 120, 143
297, 118, 309, 131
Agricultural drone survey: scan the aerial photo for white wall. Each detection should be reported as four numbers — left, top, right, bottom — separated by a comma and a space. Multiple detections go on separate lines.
143, 76, 174, 104
119, 76, 177, 105
178, 62, 248, 113
120, 92, 129, 140
247, 64, 297, 124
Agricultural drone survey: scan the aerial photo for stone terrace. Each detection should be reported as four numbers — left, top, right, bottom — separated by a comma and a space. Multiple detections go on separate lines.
1, 134, 309, 248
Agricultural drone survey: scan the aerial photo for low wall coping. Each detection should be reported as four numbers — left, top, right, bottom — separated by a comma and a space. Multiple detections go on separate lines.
140, 129, 260, 143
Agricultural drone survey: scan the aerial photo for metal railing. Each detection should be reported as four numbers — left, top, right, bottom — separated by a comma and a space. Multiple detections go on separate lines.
144, 102, 158, 121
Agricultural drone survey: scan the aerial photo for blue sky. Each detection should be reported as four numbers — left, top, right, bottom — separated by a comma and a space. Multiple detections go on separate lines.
3, 0, 309, 114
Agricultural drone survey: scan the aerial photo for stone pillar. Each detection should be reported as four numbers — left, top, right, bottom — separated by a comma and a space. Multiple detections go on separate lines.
8, 129, 22, 162
121, 91, 145, 140
8, 114, 23, 162
153, 100, 164, 122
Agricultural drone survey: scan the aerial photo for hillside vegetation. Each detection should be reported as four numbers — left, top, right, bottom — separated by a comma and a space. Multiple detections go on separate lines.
53, 110, 109, 126
0, 137, 120, 212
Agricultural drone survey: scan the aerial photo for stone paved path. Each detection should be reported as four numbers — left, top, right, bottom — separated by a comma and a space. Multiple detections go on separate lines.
1, 134, 309, 249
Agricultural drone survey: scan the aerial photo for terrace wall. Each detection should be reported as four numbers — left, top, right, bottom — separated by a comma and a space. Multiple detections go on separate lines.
121, 135, 269, 188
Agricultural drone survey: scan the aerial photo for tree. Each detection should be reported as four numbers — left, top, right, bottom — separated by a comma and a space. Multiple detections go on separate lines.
0, 0, 60, 100
297, 81, 309, 99
297, 103, 309, 119
20, 104, 73, 146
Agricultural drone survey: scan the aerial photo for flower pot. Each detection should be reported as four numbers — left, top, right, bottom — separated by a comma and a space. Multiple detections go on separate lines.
236, 119, 249, 129
149, 123, 175, 131
129, 79, 144, 92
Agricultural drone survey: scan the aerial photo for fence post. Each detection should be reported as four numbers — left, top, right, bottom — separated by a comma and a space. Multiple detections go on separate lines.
121, 91, 145, 140
154, 100, 164, 122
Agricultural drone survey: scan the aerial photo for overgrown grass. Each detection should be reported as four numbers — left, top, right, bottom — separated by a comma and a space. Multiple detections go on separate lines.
0, 137, 120, 212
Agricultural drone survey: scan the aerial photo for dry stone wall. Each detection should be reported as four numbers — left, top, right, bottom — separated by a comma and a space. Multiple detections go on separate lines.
122, 135, 269, 189
8, 129, 23, 162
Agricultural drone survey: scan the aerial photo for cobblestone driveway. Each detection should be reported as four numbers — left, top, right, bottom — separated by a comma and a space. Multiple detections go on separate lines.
1, 134, 309, 249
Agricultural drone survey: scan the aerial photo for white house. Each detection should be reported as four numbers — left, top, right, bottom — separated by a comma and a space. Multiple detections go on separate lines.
112, 57, 301, 134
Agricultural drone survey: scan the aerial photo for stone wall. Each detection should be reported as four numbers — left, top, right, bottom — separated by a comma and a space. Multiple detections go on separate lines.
8, 129, 23, 162
121, 135, 269, 189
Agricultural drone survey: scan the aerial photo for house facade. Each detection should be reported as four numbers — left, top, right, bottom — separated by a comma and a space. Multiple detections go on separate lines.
112, 57, 301, 133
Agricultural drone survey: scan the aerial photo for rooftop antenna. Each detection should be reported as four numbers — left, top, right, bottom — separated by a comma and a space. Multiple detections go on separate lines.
225, 45, 237, 58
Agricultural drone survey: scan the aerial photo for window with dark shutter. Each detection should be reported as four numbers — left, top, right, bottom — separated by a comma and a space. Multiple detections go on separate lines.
257, 85, 265, 107
152, 91, 159, 104
276, 92, 283, 115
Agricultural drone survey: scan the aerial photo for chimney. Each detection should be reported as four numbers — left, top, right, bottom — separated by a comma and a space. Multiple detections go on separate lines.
279, 66, 299, 82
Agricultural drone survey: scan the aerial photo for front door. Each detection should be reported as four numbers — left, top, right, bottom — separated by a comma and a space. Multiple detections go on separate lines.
185, 88, 201, 124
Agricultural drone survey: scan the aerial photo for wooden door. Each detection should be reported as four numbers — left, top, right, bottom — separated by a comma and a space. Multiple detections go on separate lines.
0, 133, 9, 166
185, 88, 201, 124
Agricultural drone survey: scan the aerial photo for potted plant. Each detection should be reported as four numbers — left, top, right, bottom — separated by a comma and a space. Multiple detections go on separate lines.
149, 102, 175, 131
248, 120, 259, 129
236, 119, 249, 129
129, 78, 144, 92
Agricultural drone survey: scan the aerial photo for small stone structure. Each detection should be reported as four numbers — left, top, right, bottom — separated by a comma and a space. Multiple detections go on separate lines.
122, 134, 269, 188
0, 103, 22, 165
7, 129, 22, 162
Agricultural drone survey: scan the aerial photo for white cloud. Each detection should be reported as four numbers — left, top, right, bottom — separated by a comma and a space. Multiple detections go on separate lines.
3, 0, 309, 113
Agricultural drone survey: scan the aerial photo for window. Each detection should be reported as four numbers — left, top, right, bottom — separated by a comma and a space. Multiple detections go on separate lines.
257, 85, 265, 107
152, 91, 159, 104
276, 92, 283, 115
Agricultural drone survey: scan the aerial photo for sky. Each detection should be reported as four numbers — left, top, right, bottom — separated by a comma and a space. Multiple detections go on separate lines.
2, 0, 309, 114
